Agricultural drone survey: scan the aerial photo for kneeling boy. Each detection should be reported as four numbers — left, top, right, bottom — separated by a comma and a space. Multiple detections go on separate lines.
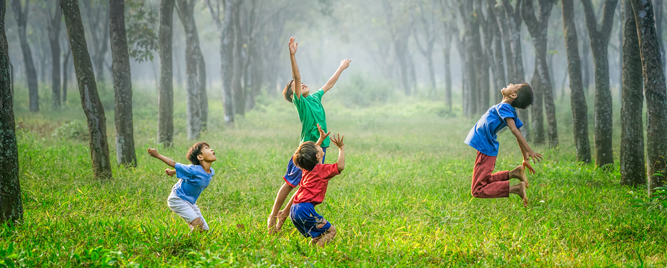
290, 133, 345, 247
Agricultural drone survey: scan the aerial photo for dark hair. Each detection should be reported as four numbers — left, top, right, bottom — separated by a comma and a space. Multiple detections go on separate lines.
512, 83, 534, 109
293, 141, 319, 171
187, 142, 209, 166
282, 80, 294, 103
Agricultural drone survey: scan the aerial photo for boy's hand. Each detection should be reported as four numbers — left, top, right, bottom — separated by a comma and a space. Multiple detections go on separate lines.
526, 151, 543, 164
166, 169, 176, 177
331, 133, 345, 149
522, 160, 536, 174
147, 148, 160, 158
339, 59, 351, 70
289, 36, 298, 55
317, 123, 330, 140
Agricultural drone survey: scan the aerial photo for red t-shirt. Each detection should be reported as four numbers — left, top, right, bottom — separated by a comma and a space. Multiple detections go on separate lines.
293, 163, 340, 205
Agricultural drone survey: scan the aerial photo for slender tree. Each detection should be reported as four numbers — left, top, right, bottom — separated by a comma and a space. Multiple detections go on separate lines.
61, 0, 113, 179
109, 0, 136, 167
561, 0, 592, 163
207, 0, 236, 124
176, 0, 203, 140
10, 0, 39, 112
631, 0, 667, 192
581, 0, 618, 168
382, 0, 414, 96
0, 0, 23, 225
488, 0, 507, 104
62, 45, 71, 104
47, 1, 62, 110
502, 0, 531, 140
81, 0, 110, 82
158, 0, 175, 146
522, 0, 558, 147
620, 0, 645, 185
413, 0, 438, 92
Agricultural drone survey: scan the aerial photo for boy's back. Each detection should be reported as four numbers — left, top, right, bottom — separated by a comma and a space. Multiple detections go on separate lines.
293, 163, 340, 205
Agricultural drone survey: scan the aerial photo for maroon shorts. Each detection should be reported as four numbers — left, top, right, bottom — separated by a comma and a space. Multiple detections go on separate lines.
471, 151, 510, 198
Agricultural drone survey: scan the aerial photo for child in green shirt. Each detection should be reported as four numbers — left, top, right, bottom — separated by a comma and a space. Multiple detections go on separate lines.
267, 36, 351, 233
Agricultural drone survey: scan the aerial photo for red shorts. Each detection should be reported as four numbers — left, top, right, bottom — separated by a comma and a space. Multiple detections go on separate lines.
471, 151, 510, 198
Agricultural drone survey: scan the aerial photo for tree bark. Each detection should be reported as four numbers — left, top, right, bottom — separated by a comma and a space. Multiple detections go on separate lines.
232, 1, 245, 116
158, 0, 175, 146
561, 0, 592, 164
176, 0, 201, 140
10, 0, 38, 112
479, 0, 493, 110
631, 0, 667, 192
48, 3, 62, 110
620, 0, 646, 185
443, 28, 452, 111
0, 0, 23, 225
61, 0, 113, 179
62, 46, 71, 104
653, 0, 665, 70
522, 0, 558, 147
489, 0, 507, 104
503, 0, 531, 140
196, 49, 207, 130
109, 0, 136, 167
213, 0, 235, 124
582, 0, 618, 168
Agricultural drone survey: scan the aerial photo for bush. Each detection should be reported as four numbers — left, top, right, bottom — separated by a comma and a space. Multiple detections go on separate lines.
330, 74, 395, 107
52, 120, 88, 141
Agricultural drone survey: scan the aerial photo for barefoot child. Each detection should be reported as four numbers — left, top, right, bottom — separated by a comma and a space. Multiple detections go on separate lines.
267, 36, 351, 233
147, 142, 216, 231
290, 132, 345, 247
464, 83, 542, 207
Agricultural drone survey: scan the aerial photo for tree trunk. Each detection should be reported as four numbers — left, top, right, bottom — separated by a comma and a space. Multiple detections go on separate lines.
631, 0, 667, 192
232, 1, 246, 116
522, 0, 558, 147
196, 48, 207, 130
480, 0, 493, 110
83, 1, 110, 83
0, 0, 23, 225
176, 0, 201, 140
444, 32, 452, 111
653, 0, 665, 70
582, 0, 618, 168
220, 0, 236, 124
620, 0, 646, 185
61, 0, 113, 179
489, 0, 507, 104
11, 0, 39, 112
62, 46, 71, 104
48, 4, 62, 110
561, 0, 592, 163
496, 4, 515, 88
581, 25, 592, 93
503, 0, 531, 140
109, 0, 136, 167
158, 0, 175, 146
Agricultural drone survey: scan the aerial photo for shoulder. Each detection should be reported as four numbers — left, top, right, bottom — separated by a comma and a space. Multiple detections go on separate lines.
175, 163, 192, 171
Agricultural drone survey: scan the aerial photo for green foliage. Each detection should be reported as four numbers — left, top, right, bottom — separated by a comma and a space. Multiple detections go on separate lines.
52, 120, 88, 141
329, 74, 395, 107
125, 0, 158, 63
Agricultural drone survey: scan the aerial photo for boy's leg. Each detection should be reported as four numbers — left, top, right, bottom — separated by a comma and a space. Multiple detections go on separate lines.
471, 152, 510, 198
268, 182, 295, 232
509, 165, 529, 187
275, 191, 297, 231
167, 193, 205, 231
190, 203, 209, 231
509, 182, 529, 207
315, 225, 337, 247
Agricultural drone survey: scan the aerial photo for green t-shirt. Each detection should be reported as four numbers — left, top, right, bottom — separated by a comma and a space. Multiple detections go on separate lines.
293, 89, 330, 147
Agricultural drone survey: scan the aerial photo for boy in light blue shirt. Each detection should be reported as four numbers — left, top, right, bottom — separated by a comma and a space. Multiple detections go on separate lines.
148, 142, 216, 231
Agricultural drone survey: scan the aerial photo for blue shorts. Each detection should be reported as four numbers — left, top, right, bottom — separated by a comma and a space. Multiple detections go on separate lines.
283, 147, 327, 187
290, 202, 331, 238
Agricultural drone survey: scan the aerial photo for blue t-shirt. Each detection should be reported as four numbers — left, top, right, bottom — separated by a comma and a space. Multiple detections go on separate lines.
464, 103, 523, 156
172, 163, 215, 204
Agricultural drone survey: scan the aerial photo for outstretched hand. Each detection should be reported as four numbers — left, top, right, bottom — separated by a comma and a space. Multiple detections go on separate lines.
339, 59, 351, 69
165, 169, 176, 177
527, 151, 543, 164
147, 148, 160, 158
289, 36, 298, 55
522, 160, 536, 174
331, 134, 345, 149
317, 123, 330, 141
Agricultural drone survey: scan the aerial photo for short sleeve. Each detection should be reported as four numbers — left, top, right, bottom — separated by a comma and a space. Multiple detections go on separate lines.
311, 89, 324, 102
497, 104, 516, 120
175, 163, 194, 180
513, 117, 524, 129
324, 163, 340, 180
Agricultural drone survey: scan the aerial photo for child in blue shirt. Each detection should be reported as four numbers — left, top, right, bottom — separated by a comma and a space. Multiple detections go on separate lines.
148, 142, 216, 231
464, 83, 542, 207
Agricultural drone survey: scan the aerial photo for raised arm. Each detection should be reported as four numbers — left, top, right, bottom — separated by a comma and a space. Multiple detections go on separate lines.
330, 134, 345, 172
315, 124, 330, 147
147, 148, 176, 168
506, 118, 542, 173
289, 37, 302, 100
321, 59, 351, 94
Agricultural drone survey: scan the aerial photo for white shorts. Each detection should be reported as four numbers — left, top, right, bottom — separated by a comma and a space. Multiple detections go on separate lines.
167, 191, 209, 231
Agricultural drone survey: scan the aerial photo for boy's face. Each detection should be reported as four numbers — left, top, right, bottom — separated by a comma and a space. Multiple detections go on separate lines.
501, 83, 519, 100
315, 145, 324, 164
294, 81, 310, 96
197, 145, 217, 163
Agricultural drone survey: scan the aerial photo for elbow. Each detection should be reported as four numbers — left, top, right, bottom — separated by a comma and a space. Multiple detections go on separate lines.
338, 165, 345, 173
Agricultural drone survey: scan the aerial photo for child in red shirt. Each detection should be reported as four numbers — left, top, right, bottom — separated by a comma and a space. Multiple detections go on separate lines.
290, 132, 345, 247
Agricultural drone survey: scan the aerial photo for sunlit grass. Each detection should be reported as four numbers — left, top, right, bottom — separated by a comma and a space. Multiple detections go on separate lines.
2, 84, 665, 267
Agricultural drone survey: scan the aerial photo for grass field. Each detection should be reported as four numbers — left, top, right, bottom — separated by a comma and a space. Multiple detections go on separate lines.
3, 83, 666, 267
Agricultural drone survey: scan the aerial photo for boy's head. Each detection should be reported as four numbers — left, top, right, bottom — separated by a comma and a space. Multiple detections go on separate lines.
186, 142, 216, 166
501, 83, 533, 109
293, 141, 324, 171
282, 80, 310, 103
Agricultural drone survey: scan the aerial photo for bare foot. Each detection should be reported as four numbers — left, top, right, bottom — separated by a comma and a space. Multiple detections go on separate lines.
517, 182, 528, 207
275, 210, 289, 232
267, 215, 278, 234
510, 165, 529, 188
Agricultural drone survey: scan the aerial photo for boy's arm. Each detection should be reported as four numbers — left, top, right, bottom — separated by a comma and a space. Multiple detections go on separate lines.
289, 37, 302, 100
147, 148, 176, 168
506, 118, 542, 173
331, 134, 345, 172
315, 123, 330, 147
321, 59, 351, 94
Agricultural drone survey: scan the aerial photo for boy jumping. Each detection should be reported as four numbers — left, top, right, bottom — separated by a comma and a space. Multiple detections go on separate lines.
267, 36, 351, 233
147, 142, 216, 231
290, 130, 345, 247
464, 83, 542, 207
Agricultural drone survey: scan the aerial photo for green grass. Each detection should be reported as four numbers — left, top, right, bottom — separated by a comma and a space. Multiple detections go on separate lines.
3, 83, 666, 267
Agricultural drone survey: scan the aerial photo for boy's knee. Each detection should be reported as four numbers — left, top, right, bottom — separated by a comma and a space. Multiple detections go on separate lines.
327, 225, 337, 237
190, 217, 205, 231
